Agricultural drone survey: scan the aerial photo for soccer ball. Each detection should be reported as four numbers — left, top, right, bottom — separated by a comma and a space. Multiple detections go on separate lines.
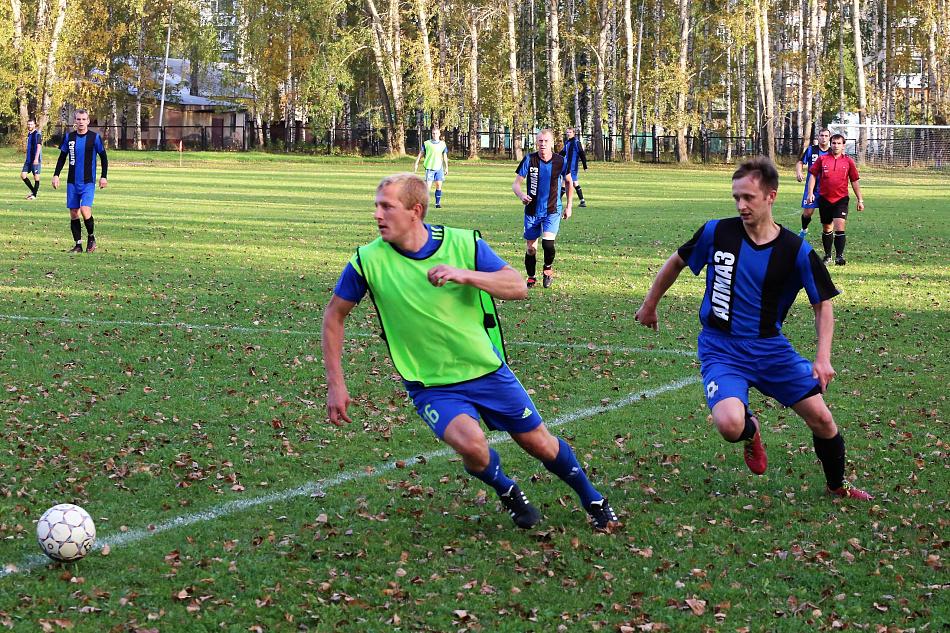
36, 504, 96, 562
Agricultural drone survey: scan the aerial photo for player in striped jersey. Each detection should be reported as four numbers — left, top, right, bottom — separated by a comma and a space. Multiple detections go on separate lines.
636, 156, 872, 501
21, 118, 43, 200
512, 129, 574, 289
52, 110, 108, 253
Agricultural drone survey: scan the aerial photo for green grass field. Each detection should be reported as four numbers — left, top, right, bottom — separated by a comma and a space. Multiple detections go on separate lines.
1, 148, 948, 632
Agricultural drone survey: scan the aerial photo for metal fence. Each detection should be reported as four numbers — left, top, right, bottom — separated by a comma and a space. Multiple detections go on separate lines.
34, 123, 950, 169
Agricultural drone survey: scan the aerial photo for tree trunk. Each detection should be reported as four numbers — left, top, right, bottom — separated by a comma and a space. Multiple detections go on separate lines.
620, 0, 634, 160
36, 0, 67, 131
591, 0, 609, 160
740, 46, 748, 141
631, 0, 644, 156
365, 0, 406, 155
529, 0, 538, 128
547, 0, 563, 134
507, 0, 524, 160
852, 0, 868, 163
800, 0, 818, 154
569, 0, 582, 132
285, 16, 295, 150
726, 40, 733, 162
753, 0, 775, 160
417, 0, 438, 123
135, 18, 144, 150
674, 0, 689, 162
11, 0, 29, 132
467, 14, 480, 160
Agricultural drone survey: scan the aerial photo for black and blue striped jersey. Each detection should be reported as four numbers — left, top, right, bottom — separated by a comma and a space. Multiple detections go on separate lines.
678, 217, 839, 338
26, 130, 42, 163
516, 152, 566, 216
58, 131, 107, 184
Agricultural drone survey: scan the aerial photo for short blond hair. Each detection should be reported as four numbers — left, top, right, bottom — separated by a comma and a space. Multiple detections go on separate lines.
537, 128, 554, 141
377, 173, 429, 219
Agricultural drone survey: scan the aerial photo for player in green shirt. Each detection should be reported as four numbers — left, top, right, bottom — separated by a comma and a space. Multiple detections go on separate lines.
414, 129, 449, 208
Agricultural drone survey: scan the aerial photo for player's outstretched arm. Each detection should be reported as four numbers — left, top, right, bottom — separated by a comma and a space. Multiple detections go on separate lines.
427, 264, 527, 300
322, 294, 358, 426
635, 252, 688, 331
810, 299, 836, 393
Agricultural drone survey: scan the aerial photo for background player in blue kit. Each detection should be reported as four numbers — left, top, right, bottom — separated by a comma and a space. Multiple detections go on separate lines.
322, 172, 618, 530
21, 118, 43, 200
559, 127, 588, 207
513, 129, 574, 289
635, 156, 872, 501
52, 110, 108, 253
795, 128, 830, 239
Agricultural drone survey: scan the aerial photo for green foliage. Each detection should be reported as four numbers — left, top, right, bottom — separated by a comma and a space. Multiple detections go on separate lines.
0, 153, 948, 630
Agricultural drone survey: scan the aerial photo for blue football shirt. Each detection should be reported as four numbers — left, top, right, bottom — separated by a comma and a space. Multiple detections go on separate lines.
516, 152, 566, 216
59, 131, 107, 184
678, 217, 840, 338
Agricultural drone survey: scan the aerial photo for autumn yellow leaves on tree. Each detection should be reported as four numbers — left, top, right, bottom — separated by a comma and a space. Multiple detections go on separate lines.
3, 0, 949, 158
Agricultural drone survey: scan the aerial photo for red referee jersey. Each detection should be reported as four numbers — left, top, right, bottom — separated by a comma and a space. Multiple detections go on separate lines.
809, 153, 859, 204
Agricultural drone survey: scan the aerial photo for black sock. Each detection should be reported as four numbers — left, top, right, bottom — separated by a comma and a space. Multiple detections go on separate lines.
525, 252, 537, 278
728, 411, 758, 443
813, 433, 846, 490
801, 214, 812, 230
71, 219, 82, 242
834, 231, 846, 258
822, 231, 834, 256
23, 178, 35, 194
84, 216, 95, 239
575, 186, 584, 201
32, 180, 40, 195
542, 238, 556, 268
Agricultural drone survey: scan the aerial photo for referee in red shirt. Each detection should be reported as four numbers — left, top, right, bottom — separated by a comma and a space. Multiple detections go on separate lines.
806, 134, 865, 266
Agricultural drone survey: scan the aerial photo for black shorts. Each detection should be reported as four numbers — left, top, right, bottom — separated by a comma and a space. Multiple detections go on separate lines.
818, 195, 850, 224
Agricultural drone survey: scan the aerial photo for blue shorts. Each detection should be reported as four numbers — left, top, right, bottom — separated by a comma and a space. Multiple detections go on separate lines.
697, 331, 820, 410
407, 364, 543, 440
23, 160, 41, 175
801, 189, 818, 209
570, 170, 580, 184
523, 212, 561, 240
66, 182, 96, 209
424, 168, 445, 182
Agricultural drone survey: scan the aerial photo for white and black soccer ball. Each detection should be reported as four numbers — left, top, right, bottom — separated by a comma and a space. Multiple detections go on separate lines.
36, 504, 96, 562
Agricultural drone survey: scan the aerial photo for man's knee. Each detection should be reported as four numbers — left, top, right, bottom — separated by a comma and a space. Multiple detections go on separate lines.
443, 415, 490, 468
526, 245, 537, 256
710, 400, 748, 441
513, 426, 559, 462
801, 405, 837, 438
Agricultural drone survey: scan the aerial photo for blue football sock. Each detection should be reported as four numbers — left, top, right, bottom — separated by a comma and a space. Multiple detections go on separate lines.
465, 447, 516, 497
542, 438, 602, 506
435, 190, 442, 205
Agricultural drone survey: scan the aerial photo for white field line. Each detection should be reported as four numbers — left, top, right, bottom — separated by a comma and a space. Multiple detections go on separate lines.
0, 314, 695, 356
1, 375, 700, 577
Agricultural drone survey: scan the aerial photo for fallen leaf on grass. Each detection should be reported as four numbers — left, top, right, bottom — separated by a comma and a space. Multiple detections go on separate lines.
686, 598, 706, 615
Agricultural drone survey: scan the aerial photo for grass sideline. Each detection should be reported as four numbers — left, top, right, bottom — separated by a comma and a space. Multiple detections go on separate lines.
1, 153, 948, 632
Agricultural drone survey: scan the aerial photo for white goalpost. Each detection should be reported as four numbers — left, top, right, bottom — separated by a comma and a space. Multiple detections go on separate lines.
826, 123, 950, 170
